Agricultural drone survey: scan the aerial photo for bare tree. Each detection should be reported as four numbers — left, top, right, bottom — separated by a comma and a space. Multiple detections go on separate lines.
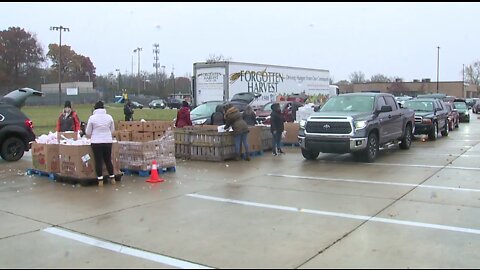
205, 54, 232, 63
370, 73, 391, 83
464, 61, 480, 85
336, 80, 350, 85
349, 71, 366, 84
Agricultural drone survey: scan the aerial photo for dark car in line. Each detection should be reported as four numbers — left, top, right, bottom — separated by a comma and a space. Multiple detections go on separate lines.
403, 98, 449, 140
130, 101, 144, 109
148, 99, 166, 109
256, 101, 303, 124
444, 102, 459, 131
453, 99, 469, 122
0, 88, 42, 161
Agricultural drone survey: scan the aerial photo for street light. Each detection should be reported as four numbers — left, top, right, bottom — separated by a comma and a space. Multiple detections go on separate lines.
50, 25, 70, 106
133, 47, 142, 95
436, 46, 440, 93
115, 69, 120, 94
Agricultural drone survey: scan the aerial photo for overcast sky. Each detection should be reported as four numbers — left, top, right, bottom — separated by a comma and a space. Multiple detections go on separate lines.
2, 2, 479, 82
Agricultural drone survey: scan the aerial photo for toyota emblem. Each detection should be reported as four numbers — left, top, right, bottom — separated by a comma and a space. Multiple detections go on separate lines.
323, 124, 331, 129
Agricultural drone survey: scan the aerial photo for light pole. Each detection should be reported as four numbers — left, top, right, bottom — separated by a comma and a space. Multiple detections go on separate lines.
133, 47, 142, 95
436, 46, 440, 93
50, 25, 70, 106
115, 69, 120, 94
153, 43, 160, 93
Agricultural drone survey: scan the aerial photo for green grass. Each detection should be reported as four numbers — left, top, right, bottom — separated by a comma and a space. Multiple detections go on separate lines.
22, 103, 178, 136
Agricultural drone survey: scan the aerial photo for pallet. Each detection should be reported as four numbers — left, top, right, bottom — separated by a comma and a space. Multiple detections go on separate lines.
53, 173, 123, 186
26, 169, 56, 180
121, 166, 176, 177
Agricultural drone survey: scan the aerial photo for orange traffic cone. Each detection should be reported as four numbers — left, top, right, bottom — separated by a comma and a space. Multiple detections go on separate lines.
146, 160, 165, 183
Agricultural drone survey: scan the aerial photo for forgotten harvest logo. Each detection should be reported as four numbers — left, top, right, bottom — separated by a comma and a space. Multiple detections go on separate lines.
230, 69, 284, 93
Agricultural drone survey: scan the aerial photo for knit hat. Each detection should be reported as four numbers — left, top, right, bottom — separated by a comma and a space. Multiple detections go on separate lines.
94, 100, 104, 109
64, 100, 72, 108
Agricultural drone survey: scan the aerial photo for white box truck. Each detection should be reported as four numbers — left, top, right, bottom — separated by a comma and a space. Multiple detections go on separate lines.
192, 61, 335, 108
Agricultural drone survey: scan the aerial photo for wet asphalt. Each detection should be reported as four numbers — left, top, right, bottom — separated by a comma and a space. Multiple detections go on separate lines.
1, 115, 480, 268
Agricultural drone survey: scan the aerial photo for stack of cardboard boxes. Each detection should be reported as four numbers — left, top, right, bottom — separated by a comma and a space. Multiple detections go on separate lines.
115, 120, 173, 142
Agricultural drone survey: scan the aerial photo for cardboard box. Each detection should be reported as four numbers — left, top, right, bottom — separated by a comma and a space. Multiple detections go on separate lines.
282, 122, 300, 144
132, 131, 154, 142
118, 131, 132, 141
57, 131, 78, 142
241, 126, 262, 153
128, 121, 144, 132
31, 142, 60, 173
117, 121, 128, 131
59, 143, 120, 179
143, 121, 155, 132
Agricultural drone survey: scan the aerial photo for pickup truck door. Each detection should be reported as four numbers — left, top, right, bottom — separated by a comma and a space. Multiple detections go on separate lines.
375, 96, 396, 143
435, 100, 449, 131
383, 96, 404, 139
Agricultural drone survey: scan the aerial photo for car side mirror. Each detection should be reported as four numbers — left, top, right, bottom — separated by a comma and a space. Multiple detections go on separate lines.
379, 105, 392, 113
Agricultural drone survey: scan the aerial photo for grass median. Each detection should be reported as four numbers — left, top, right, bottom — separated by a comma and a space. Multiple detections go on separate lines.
23, 103, 178, 136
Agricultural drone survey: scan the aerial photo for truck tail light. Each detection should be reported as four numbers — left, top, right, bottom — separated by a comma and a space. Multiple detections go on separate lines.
25, 119, 34, 130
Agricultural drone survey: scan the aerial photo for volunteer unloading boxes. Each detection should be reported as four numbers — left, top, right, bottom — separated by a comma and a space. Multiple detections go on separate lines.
85, 101, 116, 187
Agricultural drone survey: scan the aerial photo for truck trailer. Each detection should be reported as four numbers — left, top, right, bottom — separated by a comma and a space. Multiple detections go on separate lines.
192, 61, 334, 108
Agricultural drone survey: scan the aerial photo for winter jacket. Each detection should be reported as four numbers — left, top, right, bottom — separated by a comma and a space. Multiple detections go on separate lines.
242, 110, 257, 126
56, 111, 80, 132
210, 104, 225, 125
175, 107, 192, 128
86, 109, 115, 144
270, 109, 285, 133
224, 106, 249, 134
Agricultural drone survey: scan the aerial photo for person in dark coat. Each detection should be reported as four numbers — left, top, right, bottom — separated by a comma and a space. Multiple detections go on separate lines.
210, 104, 225, 125
123, 100, 134, 121
242, 105, 257, 126
224, 104, 250, 161
175, 101, 192, 128
270, 103, 285, 156
56, 100, 80, 132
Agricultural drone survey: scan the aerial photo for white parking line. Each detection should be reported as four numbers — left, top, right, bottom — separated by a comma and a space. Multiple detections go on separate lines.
187, 194, 480, 235
364, 162, 480, 171
266, 173, 480, 193
43, 227, 211, 269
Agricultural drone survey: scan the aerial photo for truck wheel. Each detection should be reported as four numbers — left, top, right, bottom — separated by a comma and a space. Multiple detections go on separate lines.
441, 121, 449, 137
0, 137, 25, 162
301, 148, 319, 160
400, 124, 412, 150
361, 133, 378, 163
428, 122, 438, 141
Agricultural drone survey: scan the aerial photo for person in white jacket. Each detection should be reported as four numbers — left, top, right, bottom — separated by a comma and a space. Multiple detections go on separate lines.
86, 101, 115, 187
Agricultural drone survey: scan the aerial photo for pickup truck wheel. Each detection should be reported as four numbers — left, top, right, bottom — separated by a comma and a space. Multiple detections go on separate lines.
301, 148, 319, 160
0, 137, 25, 161
400, 124, 412, 150
441, 121, 449, 137
428, 122, 438, 141
361, 133, 379, 163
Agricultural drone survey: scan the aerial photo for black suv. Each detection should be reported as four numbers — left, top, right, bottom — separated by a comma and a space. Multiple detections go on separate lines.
0, 88, 42, 161
403, 98, 449, 140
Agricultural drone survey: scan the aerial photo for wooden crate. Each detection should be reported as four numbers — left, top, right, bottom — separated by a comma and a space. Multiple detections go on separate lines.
190, 130, 236, 161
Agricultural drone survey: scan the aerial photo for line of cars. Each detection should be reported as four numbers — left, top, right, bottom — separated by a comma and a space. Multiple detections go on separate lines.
399, 94, 470, 140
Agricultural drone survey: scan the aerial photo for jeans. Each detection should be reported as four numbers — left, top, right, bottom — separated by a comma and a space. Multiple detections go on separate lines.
234, 132, 249, 155
272, 131, 282, 154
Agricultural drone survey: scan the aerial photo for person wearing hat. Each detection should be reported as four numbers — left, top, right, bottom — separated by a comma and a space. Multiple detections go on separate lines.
85, 100, 115, 187
224, 103, 251, 161
56, 100, 81, 132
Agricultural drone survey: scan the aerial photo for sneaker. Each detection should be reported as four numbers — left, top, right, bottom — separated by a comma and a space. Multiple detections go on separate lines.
272, 152, 278, 156
278, 149, 285, 154
109, 175, 116, 185
97, 176, 104, 187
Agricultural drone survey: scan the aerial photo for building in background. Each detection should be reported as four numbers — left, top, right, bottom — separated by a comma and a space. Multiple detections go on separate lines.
338, 79, 478, 98
26, 82, 101, 105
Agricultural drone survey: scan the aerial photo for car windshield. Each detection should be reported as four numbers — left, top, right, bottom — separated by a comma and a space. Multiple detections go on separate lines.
152, 99, 163, 103
190, 102, 222, 116
320, 95, 375, 112
454, 102, 467, 109
403, 100, 434, 112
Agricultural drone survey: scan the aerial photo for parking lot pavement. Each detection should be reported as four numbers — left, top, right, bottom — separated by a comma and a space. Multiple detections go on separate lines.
1, 116, 480, 268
